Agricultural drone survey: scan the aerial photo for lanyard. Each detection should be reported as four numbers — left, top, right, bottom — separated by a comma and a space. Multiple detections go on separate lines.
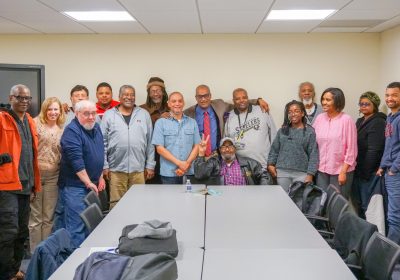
237, 110, 249, 140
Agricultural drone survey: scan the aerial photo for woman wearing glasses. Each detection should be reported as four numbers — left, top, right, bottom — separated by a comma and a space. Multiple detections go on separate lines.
353, 92, 386, 217
313, 88, 357, 202
29, 97, 65, 253
267, 100, 319, 192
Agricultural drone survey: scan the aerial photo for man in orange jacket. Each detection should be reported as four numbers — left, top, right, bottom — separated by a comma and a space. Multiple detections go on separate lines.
0, 84, 41, 280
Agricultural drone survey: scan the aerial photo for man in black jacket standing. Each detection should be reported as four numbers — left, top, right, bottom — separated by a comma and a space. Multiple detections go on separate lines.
194, 137, 271, 185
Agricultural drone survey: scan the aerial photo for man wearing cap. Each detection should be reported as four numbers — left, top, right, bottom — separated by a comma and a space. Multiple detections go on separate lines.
140, 77, 169, 125
224, 88, 277, 170
152, 92, 200, 184
184, 84, 270, 158
194, 136, 271, 185
140, 77, 169, 184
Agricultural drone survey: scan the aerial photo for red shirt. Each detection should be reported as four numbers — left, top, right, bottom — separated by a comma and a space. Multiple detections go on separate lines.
96, 100, 120, 118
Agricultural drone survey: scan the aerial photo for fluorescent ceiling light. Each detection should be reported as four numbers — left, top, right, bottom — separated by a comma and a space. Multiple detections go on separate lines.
266, 10, 336, 20
63, 11, 135, 22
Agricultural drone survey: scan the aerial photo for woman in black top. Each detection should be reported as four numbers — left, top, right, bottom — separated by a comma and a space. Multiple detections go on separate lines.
353, 91, 386, 217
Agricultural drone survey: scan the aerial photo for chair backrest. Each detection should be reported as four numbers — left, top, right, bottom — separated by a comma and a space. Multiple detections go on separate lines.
333, 211, 377, 266
84, 190, 102, 210
362, 232, 400, 280
321, 184, 340, 216
327, 194, 349, 230
79, 204, 104, 233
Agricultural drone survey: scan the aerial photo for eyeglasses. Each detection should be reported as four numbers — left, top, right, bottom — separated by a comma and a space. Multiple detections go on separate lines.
81, 111, 97, 117
288, 110, 302, 116
359, 102, 371, 107
196, 93, 211, 100
12, 95, 32, 102
220, 145, 235, 151
150, 89, 162, 94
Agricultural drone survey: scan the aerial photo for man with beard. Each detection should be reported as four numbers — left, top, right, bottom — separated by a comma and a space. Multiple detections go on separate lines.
140, 77, 169, 184
101, 85, 155, 207
377, 82, 400, 244
224, 88, 276, 170
298, 82, 322, 125
56, 100, 105, 246
194, 137, 270, 185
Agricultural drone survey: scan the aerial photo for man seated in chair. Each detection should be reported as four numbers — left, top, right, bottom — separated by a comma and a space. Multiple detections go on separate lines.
193, 136, 271, 185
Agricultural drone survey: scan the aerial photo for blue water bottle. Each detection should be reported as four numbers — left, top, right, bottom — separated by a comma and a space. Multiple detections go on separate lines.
185, 179, 192, 192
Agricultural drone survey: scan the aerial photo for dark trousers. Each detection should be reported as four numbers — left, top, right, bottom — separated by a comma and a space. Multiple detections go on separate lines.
0, 191, 30, 280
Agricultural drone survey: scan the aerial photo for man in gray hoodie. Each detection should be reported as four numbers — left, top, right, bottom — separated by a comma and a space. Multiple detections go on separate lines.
101, 85, 155, 207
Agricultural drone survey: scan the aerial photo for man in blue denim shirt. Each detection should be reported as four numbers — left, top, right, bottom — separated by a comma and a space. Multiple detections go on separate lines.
152, 92, 200, 184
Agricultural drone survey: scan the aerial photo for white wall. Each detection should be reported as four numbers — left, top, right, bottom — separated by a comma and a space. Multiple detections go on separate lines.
0, 33, 381, 125
381, 25, 400, 89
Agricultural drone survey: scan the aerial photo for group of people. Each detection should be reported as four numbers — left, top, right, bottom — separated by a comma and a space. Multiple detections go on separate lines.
1, 77, 400, 280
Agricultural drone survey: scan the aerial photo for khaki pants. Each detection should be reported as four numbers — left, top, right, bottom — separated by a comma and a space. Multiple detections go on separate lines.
29, 170, 59, 253
110, 171, 145, 208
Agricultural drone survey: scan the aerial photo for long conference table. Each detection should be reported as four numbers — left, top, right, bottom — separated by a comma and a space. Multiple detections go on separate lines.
50, 185, 356, 279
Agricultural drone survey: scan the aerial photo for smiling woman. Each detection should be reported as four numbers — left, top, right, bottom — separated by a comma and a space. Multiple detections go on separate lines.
313, 88, 358, 203
29, 97, 65, 253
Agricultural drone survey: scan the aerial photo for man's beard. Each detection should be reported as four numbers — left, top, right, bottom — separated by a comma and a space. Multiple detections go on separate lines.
221, 153, 235, 162
302, 98, 313, 106
82, 123, 95, 130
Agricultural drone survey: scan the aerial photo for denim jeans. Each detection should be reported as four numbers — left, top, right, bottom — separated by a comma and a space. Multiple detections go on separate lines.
63, 186, 89, 247
52, 187, 65, 232
385, 172, 400, 244
0, 192, 30, 280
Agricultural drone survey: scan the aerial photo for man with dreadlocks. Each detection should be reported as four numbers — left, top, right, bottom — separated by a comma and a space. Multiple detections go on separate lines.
267, 100, 319, 192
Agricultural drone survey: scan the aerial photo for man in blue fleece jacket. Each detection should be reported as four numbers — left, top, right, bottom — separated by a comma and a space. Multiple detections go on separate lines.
56, 100, 105, 246
378, 81, 400, 244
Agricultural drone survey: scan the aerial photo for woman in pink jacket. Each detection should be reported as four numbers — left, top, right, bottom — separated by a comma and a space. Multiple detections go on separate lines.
313, 87, 357, 201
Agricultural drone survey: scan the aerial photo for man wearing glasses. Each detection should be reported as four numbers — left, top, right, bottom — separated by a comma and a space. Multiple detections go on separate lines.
184, 84, 269, 158
0, 85, 41, 280
56, 100, 105, 246
194, 137, 270, 185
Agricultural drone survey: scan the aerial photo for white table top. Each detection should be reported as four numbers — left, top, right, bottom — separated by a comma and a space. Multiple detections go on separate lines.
49, 247, 204, 280
202, 248, 356, 280
205, 185, 329, 249
80, 185, 206, 249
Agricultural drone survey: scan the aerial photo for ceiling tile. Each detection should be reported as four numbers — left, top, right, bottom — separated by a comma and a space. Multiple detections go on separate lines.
312, 27, 368, 32
199, 0, 273, 11
270, 0, 350, 10
0, 16, 41, 33
133, 11, 201, 33
201, 11, 265, 33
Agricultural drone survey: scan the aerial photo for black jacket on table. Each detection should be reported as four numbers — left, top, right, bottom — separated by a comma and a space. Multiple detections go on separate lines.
355, 112, 386, 180
193, 155, 272, 185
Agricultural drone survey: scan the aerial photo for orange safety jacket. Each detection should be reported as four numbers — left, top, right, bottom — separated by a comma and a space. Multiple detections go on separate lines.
0, 110, 41, 192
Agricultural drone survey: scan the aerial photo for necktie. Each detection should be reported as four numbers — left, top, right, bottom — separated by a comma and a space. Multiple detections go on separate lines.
203, 111, 212, 156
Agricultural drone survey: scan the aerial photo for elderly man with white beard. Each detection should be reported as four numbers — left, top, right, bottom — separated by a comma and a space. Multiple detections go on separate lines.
55, 100, 105, 247
298, 82, 323, 125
